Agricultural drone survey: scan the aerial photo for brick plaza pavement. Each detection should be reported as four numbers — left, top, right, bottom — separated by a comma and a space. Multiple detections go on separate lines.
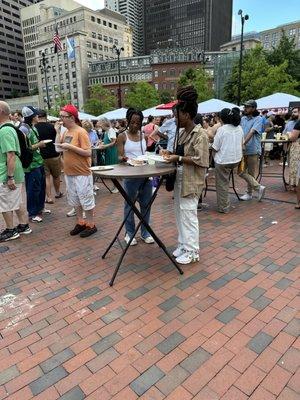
0, 167, 299, 399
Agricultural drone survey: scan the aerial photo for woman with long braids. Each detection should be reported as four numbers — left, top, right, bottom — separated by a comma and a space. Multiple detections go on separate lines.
163, 86, 209, 264
117, 108, 154, 246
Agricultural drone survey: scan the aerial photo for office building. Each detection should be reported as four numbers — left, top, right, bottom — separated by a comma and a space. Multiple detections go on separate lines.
259, 20, 300, 50
20, 0, 132, 110
105, 0, 118, 11
0, 0, 40, 100
118, 0, 144, 56
144, 0, 233, 54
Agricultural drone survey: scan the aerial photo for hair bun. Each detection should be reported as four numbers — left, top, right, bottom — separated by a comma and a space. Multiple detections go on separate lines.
177, 86, 198, 103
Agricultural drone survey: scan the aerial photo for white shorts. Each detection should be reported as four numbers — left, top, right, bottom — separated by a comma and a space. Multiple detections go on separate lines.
65, 175, 95, 211
0, 183, 23, 213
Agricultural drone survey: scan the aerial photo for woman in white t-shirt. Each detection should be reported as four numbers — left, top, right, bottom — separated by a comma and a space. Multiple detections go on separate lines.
212, 108, 243, 213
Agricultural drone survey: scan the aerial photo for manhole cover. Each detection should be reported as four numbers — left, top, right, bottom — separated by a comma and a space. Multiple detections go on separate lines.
0, 246, 9, 253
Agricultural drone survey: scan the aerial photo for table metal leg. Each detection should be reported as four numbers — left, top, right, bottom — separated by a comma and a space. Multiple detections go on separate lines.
108, 177, 183, 286
102, 178, 148, 259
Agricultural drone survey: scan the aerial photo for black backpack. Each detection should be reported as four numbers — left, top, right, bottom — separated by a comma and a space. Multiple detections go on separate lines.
0, 123, 33, 169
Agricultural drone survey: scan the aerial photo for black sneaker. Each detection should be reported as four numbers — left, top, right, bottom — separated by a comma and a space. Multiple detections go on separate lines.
70, 224, 86, 236
16, 224, 32, 235
79, 225, 97, 238
0, 228, 20, 242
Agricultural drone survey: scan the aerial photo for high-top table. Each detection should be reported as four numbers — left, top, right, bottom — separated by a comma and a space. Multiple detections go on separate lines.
93, 163, 184, 286
258, 139, 291, 190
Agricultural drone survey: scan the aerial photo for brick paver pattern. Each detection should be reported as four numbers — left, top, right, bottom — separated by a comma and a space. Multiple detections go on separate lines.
0, 169, 299, 399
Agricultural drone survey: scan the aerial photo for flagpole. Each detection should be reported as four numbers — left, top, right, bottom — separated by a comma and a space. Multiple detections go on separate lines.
67, 57, 72, 103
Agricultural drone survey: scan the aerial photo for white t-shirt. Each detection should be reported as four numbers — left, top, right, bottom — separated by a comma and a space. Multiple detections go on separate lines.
107, 128, 117, 140
212, 124, 243, 164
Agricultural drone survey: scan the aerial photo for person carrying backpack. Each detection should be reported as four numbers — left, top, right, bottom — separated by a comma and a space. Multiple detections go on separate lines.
20, 106, 47, 223
0, 101, 31, 242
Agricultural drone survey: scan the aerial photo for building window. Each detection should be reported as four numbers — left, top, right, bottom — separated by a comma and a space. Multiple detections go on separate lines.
87, 51, 92, 58
104, 35, 108, 42
154, 70, 158, 77
92, 32, 96, 38
103, 20, 107, 26
87, 41, 91, 48
92, 43, 97, 49
109, 22, 112, 28
98, 33, 102, 40
114, 24, 117, 30
97, 18, 101, 24
91, 16, 95, 22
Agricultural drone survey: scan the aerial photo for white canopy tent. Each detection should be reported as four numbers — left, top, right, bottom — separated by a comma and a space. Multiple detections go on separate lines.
142, 106, 172, 118
197, 99, 238, 114
78, 111, 98, 120
255, 93, 300, 110
97, 108, 128, 120
47, 115, 59, 122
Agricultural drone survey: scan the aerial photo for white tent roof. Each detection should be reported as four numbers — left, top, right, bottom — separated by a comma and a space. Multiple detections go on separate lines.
79, 111, 98, 120
97, 108, 128, 120
255, 93, 300, 110
198, 98, 238, 114
47, 115, 59, 121
142, 106, 172, 118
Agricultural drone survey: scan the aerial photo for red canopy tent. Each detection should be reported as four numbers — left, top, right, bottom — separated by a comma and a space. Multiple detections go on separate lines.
156, 101, 178, 110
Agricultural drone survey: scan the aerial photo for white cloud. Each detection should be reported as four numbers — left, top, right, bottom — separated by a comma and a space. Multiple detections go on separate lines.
75, 0, 105, 10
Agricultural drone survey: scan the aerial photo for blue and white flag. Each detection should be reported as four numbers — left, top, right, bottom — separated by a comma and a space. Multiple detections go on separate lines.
66, 36, 75, 60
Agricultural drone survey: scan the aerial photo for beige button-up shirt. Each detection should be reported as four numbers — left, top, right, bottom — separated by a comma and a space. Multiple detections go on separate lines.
178, 124, 210, 197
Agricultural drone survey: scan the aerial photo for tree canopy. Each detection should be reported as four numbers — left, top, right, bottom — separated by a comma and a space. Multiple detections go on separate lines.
124, 82, 159, 110
224, 44, 300, 103
178, 67, 214, 102
84, 84, 115, 116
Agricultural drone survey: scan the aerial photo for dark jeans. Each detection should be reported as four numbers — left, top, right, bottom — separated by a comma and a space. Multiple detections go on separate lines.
25, 166, 46, 217
123, 178, 152, 239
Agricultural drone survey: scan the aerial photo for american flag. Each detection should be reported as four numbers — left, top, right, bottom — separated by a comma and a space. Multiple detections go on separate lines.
53, 25, 62, 53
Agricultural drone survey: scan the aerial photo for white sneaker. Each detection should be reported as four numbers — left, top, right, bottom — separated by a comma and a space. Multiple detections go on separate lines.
124, 234, 137, 246
93, 185, 100, 191
240, 193, 253, 201
43, 209, 51, 214
31, 216, 43, 223
257, 185, 266, 202
141, 235, 154, 244
67, 208, 76, 217
111, 187, 119, 194
173, 246, 185, 258
176, 251, 199, 265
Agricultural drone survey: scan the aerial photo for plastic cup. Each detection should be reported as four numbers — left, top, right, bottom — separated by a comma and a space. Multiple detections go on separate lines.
262, 132, 267, 141
276, 132, 281, 140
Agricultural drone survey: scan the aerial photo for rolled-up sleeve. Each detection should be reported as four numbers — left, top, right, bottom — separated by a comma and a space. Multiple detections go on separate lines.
191, 132, 209, 168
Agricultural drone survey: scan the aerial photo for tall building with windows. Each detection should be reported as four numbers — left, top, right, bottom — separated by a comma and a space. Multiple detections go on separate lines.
20, 0, 132, 110
105, 0, 118, 11
0, 0, 41, 100
117, 0, 144, 56
144, 0, 233, 54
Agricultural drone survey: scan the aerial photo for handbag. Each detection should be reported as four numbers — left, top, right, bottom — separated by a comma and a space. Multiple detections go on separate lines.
165, 125, 180, 192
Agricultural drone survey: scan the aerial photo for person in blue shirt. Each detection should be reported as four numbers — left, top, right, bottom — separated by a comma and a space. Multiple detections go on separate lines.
239, 100, 266, 201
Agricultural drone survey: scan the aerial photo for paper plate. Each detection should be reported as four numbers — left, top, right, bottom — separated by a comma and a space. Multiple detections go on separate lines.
43, 139, 53, 144
90, 166, 114, 171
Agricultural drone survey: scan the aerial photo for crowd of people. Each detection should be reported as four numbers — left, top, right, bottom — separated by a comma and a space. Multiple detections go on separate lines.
0, 89, 299, 264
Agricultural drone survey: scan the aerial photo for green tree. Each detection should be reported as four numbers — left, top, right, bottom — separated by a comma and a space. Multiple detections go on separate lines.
84, 84, 115, 116
178, 67, 214, 102
224, 46, 299, 103
267, 30, 300, 88
159, 90, 173, 104
49, 90, 70, 116
124, 82, 159, 110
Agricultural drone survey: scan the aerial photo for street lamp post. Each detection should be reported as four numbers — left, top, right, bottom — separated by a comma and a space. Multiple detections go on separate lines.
237, 9, 249, 106
40, 52, 51, 110
113, 45, 124, 108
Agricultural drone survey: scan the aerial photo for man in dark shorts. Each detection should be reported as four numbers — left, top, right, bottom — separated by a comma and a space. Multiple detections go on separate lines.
35, 110, 63, 203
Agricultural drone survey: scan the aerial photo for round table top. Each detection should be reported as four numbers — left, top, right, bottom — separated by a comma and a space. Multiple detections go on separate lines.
261, 139, 290, 143
92, 163, 176, 179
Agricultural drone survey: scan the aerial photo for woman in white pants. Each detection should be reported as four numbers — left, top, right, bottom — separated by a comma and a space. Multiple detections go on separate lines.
163, 86, 209, 264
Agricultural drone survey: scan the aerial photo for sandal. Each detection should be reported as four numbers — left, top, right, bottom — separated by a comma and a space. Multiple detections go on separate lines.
55, 192, 64, 199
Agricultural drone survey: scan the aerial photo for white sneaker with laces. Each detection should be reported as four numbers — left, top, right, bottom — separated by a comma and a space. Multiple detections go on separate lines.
124, 234, 137, 246
176, 251, 199, 265
67, 208, 76, 217
240, 193, 253, 201
31, 216, 43, 223
257, 185, 266, 202
172, 246, 185, 258
43, 209, 51, 214
141, 236, 154, 244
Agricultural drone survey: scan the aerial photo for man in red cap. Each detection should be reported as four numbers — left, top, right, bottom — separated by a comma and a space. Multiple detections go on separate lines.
57, 104, 97, 237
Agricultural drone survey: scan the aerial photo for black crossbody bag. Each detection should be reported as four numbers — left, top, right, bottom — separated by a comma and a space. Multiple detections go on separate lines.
165, 126, 180, 192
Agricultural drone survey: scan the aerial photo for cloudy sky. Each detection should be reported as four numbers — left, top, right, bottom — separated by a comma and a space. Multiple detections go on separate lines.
75, 0, 299, 35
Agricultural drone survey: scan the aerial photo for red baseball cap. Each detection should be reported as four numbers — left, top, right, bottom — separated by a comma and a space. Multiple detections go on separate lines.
61, 104, 80, 123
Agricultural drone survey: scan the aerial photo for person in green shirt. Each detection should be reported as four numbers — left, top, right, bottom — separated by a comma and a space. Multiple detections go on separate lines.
20, 106, 47, 223
0, 101, 31, 242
